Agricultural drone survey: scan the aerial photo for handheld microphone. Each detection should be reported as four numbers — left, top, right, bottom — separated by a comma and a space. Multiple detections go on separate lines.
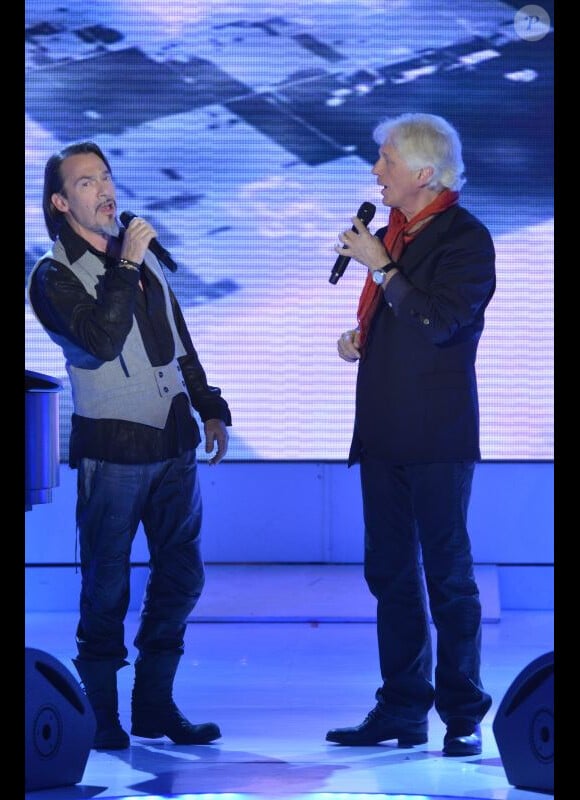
119, 211, 178, 273
329, 201, 376, 285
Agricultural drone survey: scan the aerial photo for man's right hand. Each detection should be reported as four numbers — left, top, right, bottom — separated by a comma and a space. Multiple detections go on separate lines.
337, 329, 361, 362
120, 215, 157, 265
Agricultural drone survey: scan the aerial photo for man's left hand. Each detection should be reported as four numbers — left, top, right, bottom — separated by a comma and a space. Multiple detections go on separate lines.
204, 419, 229, 465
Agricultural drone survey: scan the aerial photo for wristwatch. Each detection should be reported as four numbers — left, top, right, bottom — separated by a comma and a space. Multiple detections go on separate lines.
372, 267, 390, 285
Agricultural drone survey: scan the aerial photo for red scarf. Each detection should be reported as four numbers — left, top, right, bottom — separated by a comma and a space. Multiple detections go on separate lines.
356, 189, 459, 350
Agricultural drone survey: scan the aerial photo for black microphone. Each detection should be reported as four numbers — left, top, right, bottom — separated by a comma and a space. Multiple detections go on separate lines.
119, 211, 178, 273
329, 201, 376, 285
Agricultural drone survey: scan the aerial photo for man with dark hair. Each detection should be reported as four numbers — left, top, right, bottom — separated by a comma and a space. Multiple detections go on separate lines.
28, 141, 232, 750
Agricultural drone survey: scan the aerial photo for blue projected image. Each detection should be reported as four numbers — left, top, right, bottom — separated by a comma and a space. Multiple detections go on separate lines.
25, 0, 553, 461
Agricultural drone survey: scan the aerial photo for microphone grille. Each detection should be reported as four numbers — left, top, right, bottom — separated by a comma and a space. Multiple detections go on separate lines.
119, 211, 135, 227
357, 202, 376, 225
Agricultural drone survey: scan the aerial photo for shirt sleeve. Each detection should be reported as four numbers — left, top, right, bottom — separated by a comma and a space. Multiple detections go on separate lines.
28, 258, 140, 361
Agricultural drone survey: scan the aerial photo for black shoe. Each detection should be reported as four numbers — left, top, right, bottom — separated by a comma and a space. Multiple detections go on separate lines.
93, 721, 130, 750
326, 706, 428, 747
442, 722, 482, 756
131, 701, 221, 744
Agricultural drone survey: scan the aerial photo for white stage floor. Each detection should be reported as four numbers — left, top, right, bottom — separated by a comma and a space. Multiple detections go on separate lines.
25, 585, 553, 799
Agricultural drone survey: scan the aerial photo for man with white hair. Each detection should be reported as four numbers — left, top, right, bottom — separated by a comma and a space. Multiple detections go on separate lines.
326, 113, 495, 757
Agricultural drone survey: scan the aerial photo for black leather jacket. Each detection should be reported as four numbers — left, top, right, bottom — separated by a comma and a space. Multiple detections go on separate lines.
28, 222, 231, 466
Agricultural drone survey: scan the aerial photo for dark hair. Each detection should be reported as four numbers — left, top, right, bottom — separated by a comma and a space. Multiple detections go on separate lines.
42, 141, 112, 241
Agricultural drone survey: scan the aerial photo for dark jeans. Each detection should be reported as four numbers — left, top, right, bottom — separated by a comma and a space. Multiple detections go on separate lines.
360, 457, 492, 726
75, 450, 205, 662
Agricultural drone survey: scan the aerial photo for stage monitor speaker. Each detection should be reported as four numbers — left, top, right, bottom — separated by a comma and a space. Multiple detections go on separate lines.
492, 650, 554, 794
25, 647, 96, 792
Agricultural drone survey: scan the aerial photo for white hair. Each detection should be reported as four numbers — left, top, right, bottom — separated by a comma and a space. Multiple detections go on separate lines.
373, 113, 466, 191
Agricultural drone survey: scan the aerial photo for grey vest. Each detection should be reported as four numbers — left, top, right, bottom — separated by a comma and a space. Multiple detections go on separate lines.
28, 242, 189, 429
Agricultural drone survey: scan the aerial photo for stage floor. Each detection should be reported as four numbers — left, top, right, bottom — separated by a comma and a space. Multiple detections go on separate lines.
25, 599, 554, 800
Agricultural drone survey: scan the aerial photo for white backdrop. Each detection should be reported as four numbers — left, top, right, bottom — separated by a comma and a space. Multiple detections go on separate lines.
25, 0, 554, 461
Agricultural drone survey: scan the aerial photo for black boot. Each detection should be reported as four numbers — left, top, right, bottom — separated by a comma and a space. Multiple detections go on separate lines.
73, 658, 130, 750
131, 651, 221, 744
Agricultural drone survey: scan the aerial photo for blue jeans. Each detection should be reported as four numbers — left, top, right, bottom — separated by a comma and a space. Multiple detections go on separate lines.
360, 457, 492, 726
75, 450, 204, 661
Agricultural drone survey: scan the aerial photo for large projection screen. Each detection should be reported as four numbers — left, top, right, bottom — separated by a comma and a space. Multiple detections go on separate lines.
25, 1, 553, 462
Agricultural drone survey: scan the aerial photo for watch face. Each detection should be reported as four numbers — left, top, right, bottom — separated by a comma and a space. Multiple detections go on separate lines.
372, 270, 384, 284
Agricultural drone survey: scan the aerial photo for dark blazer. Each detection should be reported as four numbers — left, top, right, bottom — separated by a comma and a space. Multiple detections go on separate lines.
348, 204, 496, 466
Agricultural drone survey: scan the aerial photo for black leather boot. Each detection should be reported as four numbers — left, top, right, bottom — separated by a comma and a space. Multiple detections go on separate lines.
443, 720, 482, 756
73, 658, 130, 750
131, 652, 221, 744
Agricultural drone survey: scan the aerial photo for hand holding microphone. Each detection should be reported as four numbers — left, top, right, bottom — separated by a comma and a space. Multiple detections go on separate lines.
329, 201, 376, 284
120, 211, 178, 272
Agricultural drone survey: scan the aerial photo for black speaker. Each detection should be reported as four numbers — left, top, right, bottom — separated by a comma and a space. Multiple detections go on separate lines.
25, 647, 96, 792
492, 650, 554, 794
